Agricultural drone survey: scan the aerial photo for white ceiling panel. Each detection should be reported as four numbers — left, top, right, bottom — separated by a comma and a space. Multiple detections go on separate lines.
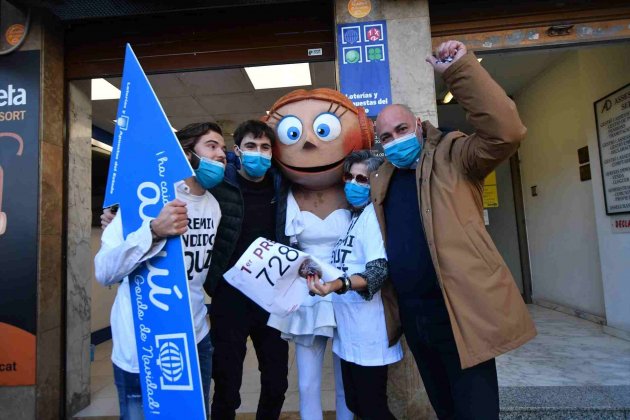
160, 96, 208, 117
147, 73, 190, 98
196, 92, 265, 115
178, 69, 253, 95
168, 115, 217, 130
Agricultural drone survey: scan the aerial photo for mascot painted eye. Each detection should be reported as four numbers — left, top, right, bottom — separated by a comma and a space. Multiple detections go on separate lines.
313, 113, 341, 142
277, 115, 303, 145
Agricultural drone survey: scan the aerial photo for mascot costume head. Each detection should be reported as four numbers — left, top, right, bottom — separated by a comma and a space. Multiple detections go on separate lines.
264, 88, 373, 192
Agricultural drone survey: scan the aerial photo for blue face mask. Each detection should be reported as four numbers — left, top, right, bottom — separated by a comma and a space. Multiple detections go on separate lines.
193, 153, 225, 189
344, 181, 371, 208
240, 150, 272, 178
383, 127, 423, 169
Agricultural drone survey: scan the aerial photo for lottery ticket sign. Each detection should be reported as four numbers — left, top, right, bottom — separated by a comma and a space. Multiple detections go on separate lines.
337, 20, 392, 117
224, 238, 344, 316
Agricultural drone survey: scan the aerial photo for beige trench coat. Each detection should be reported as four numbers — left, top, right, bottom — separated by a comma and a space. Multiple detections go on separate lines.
372, 52, 536, 369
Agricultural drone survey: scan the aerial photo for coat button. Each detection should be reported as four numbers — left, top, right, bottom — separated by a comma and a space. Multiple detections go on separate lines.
426, 208, 431, 214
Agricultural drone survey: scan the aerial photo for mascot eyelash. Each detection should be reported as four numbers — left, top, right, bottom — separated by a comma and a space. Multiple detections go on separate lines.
262, 88, 373, 150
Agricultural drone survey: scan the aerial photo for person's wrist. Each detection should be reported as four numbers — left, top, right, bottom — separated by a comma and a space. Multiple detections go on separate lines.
149, 220, 163, 242
333, 279, 344, 293
335, 275, 351, 294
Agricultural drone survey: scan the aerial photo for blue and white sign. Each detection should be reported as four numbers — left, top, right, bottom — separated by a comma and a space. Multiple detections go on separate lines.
104, 44, 205, 419
337, 20, 392, 117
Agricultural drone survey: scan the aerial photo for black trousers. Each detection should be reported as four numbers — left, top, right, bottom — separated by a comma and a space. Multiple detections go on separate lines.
400, 297, 499, 420
210, 280, 289, 420
339, 359, 396, 420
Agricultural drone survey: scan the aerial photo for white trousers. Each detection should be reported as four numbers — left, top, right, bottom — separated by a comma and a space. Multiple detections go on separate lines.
295, 336, 354, 420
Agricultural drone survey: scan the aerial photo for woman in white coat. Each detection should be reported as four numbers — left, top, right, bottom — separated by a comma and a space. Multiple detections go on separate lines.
308, 151, 402, 420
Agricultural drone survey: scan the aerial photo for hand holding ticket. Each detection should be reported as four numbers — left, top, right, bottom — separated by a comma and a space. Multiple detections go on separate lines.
223, 237, 343, 316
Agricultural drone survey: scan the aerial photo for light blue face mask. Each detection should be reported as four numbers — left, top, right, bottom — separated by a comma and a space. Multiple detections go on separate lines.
383, 126, 423, 169
193, 153, 225, 189
344, 181, 371, 208
239, 150, 272, 178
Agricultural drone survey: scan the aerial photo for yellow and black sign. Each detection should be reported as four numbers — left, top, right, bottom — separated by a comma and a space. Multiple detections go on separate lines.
483, 171, 499, 208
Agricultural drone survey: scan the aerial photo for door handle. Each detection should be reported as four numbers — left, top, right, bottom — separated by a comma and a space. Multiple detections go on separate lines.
0, 132, 24, 236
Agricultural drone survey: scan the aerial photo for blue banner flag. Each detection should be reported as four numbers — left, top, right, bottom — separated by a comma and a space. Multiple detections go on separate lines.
104, 44, 205, 419
337, 20, 392, 117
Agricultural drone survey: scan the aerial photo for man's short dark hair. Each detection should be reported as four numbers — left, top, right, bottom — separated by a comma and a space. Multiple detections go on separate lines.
177, 122, 223, 153
233, 120, 276, 147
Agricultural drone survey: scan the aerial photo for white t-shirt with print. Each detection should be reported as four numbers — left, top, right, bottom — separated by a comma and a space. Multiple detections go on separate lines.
331, 203, 402, 366
94, 182, 221, 373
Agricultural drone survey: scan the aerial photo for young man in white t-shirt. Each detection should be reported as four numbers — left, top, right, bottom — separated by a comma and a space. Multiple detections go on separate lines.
95, 122, 227, 419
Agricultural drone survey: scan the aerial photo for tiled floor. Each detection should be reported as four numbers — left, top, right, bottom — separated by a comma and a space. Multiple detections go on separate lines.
496, 305, 630, 387
74, 305, 630, 418
74, 339, 336, 417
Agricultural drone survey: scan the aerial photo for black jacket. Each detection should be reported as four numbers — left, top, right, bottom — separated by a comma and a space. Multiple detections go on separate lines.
203, 158, 289, 297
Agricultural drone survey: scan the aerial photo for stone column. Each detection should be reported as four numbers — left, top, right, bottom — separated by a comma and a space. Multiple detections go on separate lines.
334, 1, 438, 418
66, 80, 93, 416
35, 11, 65, 420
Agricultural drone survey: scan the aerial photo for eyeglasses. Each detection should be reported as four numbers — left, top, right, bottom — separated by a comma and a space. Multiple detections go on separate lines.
343, 172, 369, 184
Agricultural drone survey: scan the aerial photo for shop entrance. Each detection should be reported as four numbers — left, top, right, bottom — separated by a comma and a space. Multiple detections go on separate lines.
64, 2, 337, 417
435, 40, 630, 318
79, 61, 338, 418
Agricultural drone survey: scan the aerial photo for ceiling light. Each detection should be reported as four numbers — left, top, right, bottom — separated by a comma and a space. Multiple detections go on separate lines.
91, 138, 112, 154
245, 63, 311, 90
91, 78, 120, 100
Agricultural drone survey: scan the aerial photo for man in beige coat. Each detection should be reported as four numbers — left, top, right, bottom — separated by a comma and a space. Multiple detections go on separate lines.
372, 40, 536, 419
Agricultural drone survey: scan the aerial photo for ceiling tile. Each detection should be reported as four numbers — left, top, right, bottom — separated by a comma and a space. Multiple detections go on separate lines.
161, 96, 208, 117
169, 115, 217, 131
196, 92, 265, 115
178, 69, 253, 95
147, 73, 190, 98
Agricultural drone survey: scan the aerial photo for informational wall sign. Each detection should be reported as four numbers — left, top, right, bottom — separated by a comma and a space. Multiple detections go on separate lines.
224, 237, 343, 316
0, 50, 39, 386
483, 171, 499, 208
594, 83, 630, 215
104, 45, 205, 419
611, 215, 630, 233
337, 20, 392, 117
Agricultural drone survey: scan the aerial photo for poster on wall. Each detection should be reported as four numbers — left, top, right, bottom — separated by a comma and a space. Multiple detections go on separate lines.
0, 50, 39, 386
337, 20, 392, 117
594, 83, 630, 215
